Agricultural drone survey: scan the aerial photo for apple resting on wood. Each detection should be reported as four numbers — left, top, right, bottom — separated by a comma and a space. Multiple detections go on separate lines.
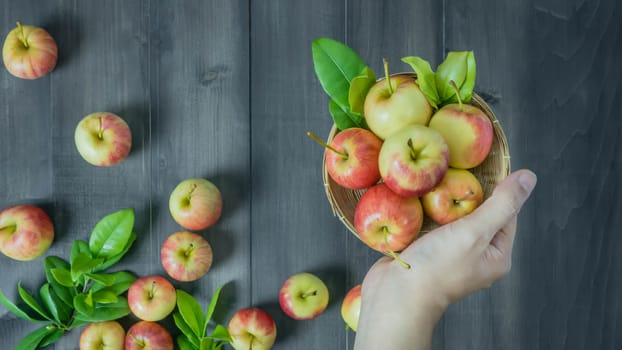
80, 321, 125, 350
422, 168, 484, 225
228, 307, 277, 350
74, 112, 132, 167
0, 204, 54, 261
125, 321, 173, 350
279, 272, 329, 320
161, 231, 213, 282
341, 284, 362, 331
2, 21, 57, 79
169, 178, 222, 231
128, 276, 177, 322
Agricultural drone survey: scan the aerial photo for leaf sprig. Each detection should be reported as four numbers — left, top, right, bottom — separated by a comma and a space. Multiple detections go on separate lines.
174, 285, 232, 350
0, 208, 138, 350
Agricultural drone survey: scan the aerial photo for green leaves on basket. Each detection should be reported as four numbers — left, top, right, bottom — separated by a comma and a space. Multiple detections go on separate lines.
173, 285, 232, 350
402, 51, 477, 108
312, 38, 374, 130
0, 208, 138, 349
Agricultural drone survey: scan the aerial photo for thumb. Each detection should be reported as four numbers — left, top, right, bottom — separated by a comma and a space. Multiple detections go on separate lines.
458, 169, 537, 240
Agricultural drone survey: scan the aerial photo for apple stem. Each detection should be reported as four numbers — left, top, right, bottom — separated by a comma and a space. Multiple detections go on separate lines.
16, 21, 29, 49
383, 57, 394, 95
129, 332, 145, 347
454, 190, 475, 205
187, 183, 198, 202
0, 224, 17, 234
184, 243, 195, 257
148, 281, 156, 299
449, 80, 464, 111
301, 290, 318, 299
382, 227, 410, 269
306, 131, 348, 159
97, 116, 104, 139
407, 138, 417, 160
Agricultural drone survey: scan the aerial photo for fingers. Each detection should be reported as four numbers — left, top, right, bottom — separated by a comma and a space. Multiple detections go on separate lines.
489, 216, 517, 255
456, 169, 536, 241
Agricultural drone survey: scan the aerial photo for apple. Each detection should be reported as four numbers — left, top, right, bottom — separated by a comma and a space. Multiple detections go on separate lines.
307, 128, 382, 189
160, 231, 213, 282
428, 87, 493, 169
0, 204, 54, 261
125, 321, 173, 350
363, 59, 433, 140
169, 178, 222, 231
341, 284, 362, 332
279, 272, 329, 320
79, 321, 125, 350
74, 112, 132, 167
378, 124, 449, 197
128, 276, 176, 322
354, 183, 423, 268
2, 21, 57, 79
228, 307, 277, 350
422, 168, 484, 225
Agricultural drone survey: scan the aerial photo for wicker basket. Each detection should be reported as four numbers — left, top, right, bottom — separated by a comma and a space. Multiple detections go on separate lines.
322, 92, 511, 242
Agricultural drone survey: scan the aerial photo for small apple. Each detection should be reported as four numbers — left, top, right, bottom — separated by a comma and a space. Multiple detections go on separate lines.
125, 321, 173, 350
2, 21, 57, 79
0, 204, 54, 261
79, 321, 125, 350
428, 83, 493, 169
364, 59, 433, 140
378, 124, 449, 197
161, 231, 213, 282
228, 307, 277, 350
341, 284, 362, 332
74, 112, 132, 167
169, 178, 222, 231
354, 183, 423, 268
279, 272, 329, 320
307, 128, 382, 189
422, 168, 484, 225
128, 276, 176, 322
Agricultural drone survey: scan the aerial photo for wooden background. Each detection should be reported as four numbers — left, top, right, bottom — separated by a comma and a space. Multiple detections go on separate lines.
1, 0, 621, 349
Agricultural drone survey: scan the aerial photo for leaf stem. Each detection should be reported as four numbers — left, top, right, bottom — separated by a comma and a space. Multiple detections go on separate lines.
16, 21, 29, 48
306, 131, 348, 159
382, 227, 410, 269
383, 58, 393, 95
449, 80, 463, 111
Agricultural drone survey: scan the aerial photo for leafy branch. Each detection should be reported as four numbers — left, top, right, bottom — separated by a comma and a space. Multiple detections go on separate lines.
0, 208, 138, 350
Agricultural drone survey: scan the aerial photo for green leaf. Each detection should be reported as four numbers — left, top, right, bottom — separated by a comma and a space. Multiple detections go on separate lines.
176, 289, 204, 338
44, 257, 74, 307
70, 253, 104, 282
435, 51, 469, 103
90, 271, 137, 295
89, 208, 135, 258
177, 335, 197, 350
70, 240, 92, 265
214, 343, 225, 350
200, 337, 214, 350
39, 283, 71, 325
459, 51, 476, 103
0, 288, 46, 323
74, 296, 130, 322
18, 282, 53, 322
86, 273, 116, 286
209, 324, 232, 343
94, 231, 136, 272
401, 56, 440, 108
174, 312, 200, 348
329, 100, 357, 130
39, 328, 65, 348
14, 325, 56, 350
204, 285, 225, 333
68, 318, 90, 330
92, 290, 118, 304
312, 38, 368, 109
50, 268, 74, 288
73, 293, 94, 316
348, 67, 376, 115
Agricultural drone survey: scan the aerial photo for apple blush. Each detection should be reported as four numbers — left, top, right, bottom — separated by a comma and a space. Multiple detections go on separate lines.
2, 21, 57, 79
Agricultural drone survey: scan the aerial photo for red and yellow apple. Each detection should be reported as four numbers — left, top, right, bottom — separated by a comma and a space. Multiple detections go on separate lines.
0, 204, 54, 261
74, 112, 132, 167
228, 307, 277, 350
128, 276, 176, 322
161, 231, 213, 282
378, 124, 449, 197
2, 21, 57, 79
341, 284, 362, 331
279, 272, 329, 320
169, 178, 222, 231
428, 103, 493, 169
364, 71, 433, 140
125, 321, 173, 350
422, 168, 484, 225
354, 183, 423, 267
79, 321, 125, 350
309, 128, 382, 190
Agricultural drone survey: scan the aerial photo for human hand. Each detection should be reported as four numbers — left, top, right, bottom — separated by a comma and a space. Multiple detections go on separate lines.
354, 169, 537, 350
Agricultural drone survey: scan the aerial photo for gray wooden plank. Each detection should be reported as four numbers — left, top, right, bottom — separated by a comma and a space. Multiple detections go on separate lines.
250, 1, 351, 349
443, 0, 622, 349
149, 0, 251, 337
